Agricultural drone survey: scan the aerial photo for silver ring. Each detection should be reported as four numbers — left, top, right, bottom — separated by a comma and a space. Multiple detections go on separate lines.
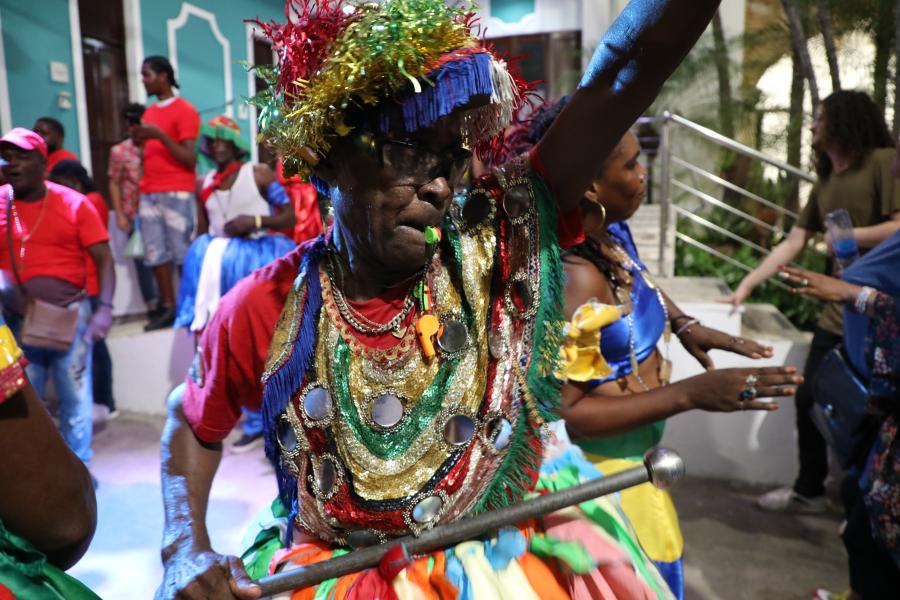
745, 374, 758, 387
740, 386, 758, 401
799, 278, 810, 287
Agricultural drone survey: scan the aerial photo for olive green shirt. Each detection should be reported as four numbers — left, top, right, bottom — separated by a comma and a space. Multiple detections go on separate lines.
797, 147, 900, 334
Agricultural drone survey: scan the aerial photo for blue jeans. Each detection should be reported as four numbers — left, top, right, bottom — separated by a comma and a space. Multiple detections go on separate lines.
5, 300, 94, 462
89, 297, 115, 411
243, 407, 263, 437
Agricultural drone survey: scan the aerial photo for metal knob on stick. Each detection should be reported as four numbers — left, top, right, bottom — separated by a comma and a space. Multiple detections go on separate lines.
256, 447, 685, 597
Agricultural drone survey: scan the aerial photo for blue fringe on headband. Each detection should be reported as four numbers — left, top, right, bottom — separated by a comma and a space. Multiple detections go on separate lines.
381, 52, 495, 134
261, 237, 326, 526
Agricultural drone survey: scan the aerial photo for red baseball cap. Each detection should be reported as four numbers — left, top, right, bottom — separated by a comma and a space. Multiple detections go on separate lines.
0, 128, 48, 159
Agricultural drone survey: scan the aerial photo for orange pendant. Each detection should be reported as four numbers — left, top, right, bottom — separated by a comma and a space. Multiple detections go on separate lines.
415, 314, 441, 359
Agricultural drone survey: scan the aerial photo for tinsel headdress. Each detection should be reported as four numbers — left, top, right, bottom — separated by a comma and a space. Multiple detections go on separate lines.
250, 0, 534, 178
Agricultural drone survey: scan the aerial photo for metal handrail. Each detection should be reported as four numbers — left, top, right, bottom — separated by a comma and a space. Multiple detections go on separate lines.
672, 205, 770, 255
671, 179, 780, 234
652, 112, 817, 279
665, 112, 817, 183
671, 156, 800, 219
674, 232, 792, 292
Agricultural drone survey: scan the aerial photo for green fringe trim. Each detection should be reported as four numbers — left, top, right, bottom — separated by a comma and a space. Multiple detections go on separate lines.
473, 400, 541, 513
473, 174, 567, 512
527, 172, 565, 422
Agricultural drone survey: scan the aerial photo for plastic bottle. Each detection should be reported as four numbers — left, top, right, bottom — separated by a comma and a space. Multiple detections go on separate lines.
825, 209, 859, 272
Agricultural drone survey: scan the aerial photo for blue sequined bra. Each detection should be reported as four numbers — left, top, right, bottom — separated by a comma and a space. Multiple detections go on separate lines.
589, 222, 668, 388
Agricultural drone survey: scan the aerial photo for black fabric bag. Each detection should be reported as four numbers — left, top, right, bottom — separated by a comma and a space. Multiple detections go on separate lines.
810, 346, 876, 468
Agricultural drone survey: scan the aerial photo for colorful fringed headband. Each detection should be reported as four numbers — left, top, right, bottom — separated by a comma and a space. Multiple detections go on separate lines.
198, 115, 252, 160
250, 0, 534, 178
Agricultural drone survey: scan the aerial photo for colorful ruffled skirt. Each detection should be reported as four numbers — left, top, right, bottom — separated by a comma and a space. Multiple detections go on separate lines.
176, 233, 297, 331
240, 430, 675, 599
584, 453, 684, 600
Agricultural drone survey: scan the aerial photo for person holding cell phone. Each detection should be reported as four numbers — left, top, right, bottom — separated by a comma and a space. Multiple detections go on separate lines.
723, 91, 900, 514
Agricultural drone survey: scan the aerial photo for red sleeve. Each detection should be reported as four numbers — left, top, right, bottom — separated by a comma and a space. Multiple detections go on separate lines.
175, 99, 201, 142
73, 194, 110, 248
529, 149, 584, 249
182, 248, 304, 442
86, 193, 109, 231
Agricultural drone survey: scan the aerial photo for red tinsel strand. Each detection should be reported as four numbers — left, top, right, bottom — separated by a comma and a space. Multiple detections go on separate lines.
247, 0, 352, 105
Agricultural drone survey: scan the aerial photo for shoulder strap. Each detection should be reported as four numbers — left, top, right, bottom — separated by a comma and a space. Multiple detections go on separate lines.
5, 189, 28, 298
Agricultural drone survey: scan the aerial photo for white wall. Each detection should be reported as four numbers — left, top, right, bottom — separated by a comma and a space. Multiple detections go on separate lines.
581, 0, 746, 71
108, 325, 194, 415
661, 302, 809, 486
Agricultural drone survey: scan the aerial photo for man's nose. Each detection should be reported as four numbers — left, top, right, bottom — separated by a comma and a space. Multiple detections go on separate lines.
416, 176, 451, 208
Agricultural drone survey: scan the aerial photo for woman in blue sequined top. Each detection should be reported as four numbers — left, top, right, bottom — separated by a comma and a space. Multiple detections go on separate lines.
529, 101, 804, 599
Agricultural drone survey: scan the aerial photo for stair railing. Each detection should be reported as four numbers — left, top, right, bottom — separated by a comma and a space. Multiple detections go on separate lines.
643, 112, 817, 283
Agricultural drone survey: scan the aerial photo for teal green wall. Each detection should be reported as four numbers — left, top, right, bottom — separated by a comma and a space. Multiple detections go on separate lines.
491, 0, 536, 23
0, 0, 286, 167
0, 1, 83, 157
140, 0, 285, 152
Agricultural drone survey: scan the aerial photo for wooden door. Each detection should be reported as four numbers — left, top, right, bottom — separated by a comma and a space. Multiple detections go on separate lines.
79, 0, 128, 199
253, 37, 277, 169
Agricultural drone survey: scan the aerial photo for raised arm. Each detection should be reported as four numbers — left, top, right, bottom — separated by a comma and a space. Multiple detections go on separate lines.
723, 226, 812, 309
535, 0, 721, 212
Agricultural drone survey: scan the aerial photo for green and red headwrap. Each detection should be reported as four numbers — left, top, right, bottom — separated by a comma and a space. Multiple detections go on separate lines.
198, 115, 252, 161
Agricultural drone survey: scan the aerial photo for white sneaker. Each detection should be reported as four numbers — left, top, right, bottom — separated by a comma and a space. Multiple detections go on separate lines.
756, 486, 827, 513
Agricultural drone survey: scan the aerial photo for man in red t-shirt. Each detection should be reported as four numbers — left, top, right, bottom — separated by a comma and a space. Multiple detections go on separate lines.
134, 56, 200, 331
0, 127, 115, 466
33, 117, 78, 174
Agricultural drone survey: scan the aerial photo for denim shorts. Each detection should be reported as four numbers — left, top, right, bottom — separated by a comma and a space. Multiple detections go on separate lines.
139, 192, 196, 267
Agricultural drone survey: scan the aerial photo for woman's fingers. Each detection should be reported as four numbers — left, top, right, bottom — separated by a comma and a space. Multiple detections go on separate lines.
755, 385, 797, 398
727, 337, 774, 359
743, 400, 780, 411
743, 366, 798, 376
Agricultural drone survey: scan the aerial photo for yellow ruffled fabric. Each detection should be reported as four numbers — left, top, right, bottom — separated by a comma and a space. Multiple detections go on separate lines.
0, 324, 22, 371
555, 301, 622, 382
585, 455, 684, 564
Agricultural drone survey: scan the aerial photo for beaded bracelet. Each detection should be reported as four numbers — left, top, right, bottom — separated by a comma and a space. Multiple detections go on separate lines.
675, 318, 701, 337
854, 287, 876, 314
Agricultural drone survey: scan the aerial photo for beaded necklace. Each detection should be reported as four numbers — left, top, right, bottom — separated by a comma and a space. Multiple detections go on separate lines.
570, 235, 672, 391
9, 193, 48, 262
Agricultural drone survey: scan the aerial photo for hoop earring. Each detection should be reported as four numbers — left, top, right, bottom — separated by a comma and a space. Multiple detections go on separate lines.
598, 203, 607, 228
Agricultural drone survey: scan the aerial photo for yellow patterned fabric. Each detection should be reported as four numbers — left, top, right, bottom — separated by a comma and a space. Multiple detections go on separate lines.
0, 323, 26, 402
0, 324, 22, 370
555, 301, 622, 383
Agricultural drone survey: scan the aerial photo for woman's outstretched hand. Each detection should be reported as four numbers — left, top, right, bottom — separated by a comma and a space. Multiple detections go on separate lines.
685, 366, 802, 413
678, 324, 774, 370
778, 266, 862, 303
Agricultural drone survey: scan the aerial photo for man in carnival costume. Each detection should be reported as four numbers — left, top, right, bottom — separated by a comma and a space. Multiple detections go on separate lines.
157, 1, 798, 598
